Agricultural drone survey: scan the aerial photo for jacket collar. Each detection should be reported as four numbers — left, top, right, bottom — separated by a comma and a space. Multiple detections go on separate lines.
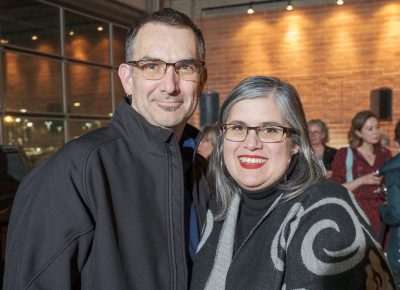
111, 97, 200, 154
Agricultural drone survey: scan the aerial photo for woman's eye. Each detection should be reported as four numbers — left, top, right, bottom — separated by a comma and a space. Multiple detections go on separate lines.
232, 125, 245, 132
264, 127, 279, 134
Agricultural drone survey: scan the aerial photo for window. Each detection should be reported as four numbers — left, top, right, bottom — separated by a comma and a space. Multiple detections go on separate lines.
67, 63, 112, 116
0, 0, 129, 166
0, 1, 60, 55
65, 11, 110, 65
3, 51, 63, 113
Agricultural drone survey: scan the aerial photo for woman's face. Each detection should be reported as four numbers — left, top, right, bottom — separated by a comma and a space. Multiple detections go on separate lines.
223, 98, 298, 191
308, 124, 325, 146
357, 117, 381, 145
197, 132, 215, 159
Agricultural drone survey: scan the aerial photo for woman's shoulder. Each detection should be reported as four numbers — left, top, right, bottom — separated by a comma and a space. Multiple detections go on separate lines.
324, 145, 337, 153
297, 180, 352, 205
376, 145, 392, 159
335, 147, 349, 155
331, 147, 350, 162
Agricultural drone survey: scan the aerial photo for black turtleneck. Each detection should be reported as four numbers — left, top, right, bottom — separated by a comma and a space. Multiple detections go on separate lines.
234, 183, 280, 254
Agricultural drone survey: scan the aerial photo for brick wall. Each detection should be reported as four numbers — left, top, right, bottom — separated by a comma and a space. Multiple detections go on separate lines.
190, 0, 400, 151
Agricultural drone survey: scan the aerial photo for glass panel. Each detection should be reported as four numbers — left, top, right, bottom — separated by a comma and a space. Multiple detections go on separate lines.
114, 69, 125, 109
113, 25, 128, 65
0, 0, 60, 54
3, 51, 63, 113
67, 62, 112, 116
65, 11, 110, 65
68, 119, 108, 141
2, 114, 64, 166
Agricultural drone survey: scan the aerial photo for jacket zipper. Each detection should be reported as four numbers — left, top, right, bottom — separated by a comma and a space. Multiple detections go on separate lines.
166, 144, 177, 290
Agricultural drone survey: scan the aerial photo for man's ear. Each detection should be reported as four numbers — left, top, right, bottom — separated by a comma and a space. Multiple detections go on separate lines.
118, 63, 133, 95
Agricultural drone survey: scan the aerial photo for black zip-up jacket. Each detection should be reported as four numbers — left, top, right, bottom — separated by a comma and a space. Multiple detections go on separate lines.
3, 98, 209, 289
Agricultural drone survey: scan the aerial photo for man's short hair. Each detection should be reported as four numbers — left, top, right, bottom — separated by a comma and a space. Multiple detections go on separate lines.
125, 8, 205, 62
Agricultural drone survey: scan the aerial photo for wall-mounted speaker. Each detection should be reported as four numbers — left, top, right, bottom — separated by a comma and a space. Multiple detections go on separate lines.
370, 88, 392, 121
200, 91, 219, 127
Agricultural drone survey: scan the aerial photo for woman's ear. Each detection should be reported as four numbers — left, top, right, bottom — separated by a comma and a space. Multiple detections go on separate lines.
292, 144, 299, 155
355, 130, 362, 138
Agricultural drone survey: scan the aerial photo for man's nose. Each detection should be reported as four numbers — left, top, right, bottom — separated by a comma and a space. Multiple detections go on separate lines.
159, 65, 180, 95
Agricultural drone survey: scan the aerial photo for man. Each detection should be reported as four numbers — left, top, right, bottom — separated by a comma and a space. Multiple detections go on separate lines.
380, 120, 400, 287
3, 8, 209, 289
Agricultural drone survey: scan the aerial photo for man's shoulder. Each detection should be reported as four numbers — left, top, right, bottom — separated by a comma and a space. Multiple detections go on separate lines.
40, 125, 122, 170
381, 154, 400, 174
70, 123, 123, 149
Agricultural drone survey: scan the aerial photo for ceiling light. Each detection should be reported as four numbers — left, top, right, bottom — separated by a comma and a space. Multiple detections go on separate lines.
0, 39, 9, 44
337, 0, 344, 5
31, 35, 38, 41
97, 26, 104, 32
69, 30, 75, 36
286, 1, 294, 11
4, 115, 14, 123
247, 4, 254, 14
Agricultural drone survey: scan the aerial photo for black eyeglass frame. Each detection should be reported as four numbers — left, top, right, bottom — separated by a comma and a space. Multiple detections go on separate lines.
222, 124, 296, 143
125, 59, 205, 81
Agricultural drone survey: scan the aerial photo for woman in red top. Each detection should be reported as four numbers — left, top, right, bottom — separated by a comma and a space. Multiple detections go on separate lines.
331, 111, 392, 239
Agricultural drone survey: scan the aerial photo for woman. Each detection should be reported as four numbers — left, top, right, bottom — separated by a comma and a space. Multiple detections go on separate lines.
307, 119, 337, 178
191, 77, 394, 290
331, 111, 392, 239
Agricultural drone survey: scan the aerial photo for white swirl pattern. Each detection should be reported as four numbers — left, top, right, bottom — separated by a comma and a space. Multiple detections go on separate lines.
196, 210, 214, 253
271, 203, 304, 271
271, 196, 368, 276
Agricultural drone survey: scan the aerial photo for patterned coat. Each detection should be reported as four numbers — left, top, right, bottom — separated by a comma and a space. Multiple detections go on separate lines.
191, 180, 395, 290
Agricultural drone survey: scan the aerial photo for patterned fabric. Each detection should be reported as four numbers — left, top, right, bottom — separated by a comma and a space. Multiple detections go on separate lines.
190, 180, 395, 290
331, 146, 392, 238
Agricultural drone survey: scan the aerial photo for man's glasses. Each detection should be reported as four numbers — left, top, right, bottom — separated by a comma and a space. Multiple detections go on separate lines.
222, 124, 295, 143
126, 59, 205, 82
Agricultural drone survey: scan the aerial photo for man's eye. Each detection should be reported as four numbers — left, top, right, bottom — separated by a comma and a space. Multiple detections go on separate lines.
177, 62, 195, 72
140, 62, 161, 70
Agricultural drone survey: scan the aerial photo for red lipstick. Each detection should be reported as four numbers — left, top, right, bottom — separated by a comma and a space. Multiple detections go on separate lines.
238, 155, 267, 169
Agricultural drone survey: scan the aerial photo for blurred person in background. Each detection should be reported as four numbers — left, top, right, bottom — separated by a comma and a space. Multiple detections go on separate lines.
197, 123, 219, 160
307, 119, 337, 178
381, 134, 391, 150
379, 120, 400, 287
331, 110, 392, 240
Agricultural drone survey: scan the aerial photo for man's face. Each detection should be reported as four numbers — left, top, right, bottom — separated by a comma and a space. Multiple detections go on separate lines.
119, 23, 206, 135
